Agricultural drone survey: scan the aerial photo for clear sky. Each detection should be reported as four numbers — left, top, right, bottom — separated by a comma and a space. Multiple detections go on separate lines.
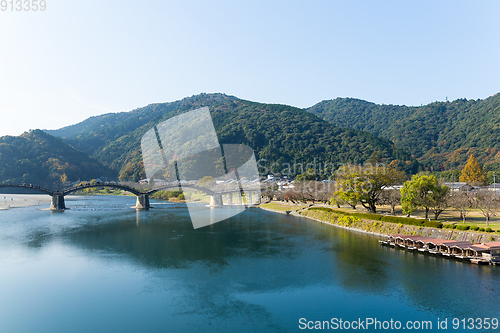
1, 0, 499, 136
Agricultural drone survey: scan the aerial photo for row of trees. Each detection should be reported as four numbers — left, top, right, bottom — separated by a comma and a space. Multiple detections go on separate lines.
267, 159, 496, 224
332, 154, 496, 216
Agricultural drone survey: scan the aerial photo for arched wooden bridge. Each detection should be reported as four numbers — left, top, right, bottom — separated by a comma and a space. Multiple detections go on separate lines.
0, 182, 260, 210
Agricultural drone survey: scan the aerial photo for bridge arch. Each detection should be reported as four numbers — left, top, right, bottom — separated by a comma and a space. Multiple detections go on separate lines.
145, 185, 216, 197
0, 184, 54, 196
62, 184, 142, 196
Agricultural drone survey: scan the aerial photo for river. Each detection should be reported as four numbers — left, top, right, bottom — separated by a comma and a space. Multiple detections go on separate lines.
0, 195, 498, 332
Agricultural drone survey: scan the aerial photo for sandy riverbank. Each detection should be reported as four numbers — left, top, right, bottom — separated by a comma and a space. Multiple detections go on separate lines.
0, 194, 52, 210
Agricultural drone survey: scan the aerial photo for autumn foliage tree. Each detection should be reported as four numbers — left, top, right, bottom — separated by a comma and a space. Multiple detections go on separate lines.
459, 154, 487, 185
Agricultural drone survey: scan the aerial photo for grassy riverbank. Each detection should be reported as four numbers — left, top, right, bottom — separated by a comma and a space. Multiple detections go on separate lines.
260, 202, 500, 243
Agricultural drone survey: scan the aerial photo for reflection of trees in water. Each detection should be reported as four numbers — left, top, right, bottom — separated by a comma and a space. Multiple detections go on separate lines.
58, 209, 345, 331
63, 209, 305, 271
326, 228, 391, 293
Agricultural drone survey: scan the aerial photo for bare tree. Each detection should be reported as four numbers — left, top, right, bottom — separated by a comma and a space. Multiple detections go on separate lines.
261, 187, 277, 202
450, 191, 475, 223
476, 190, 499, 226
379, 188, 401, 215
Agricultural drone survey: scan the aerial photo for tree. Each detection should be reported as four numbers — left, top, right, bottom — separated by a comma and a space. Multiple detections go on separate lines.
459, 154, 487, 185
198, 176, 216, 188
429, 184, 450, 220
450, 191, 474, 223
295, 168, 320, 182
401, 174, 449, 219
476, 190, 499, 226
330, 193, 345, 208
334, 164, 405, 213
379, 188, 401, 215
60, 173, 68, 184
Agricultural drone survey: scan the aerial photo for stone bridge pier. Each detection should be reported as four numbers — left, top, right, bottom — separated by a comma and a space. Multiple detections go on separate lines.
50, 195, 66, 210
134, 194, 150, 210
210, 194, 223, 206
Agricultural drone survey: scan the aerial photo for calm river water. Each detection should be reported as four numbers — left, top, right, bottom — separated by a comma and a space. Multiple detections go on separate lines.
0, 195, 499, 332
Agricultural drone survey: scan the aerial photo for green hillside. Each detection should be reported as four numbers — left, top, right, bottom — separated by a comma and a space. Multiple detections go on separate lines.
46, 94, 419, 181
306, 93, 500, 172
0, 130, 113, 188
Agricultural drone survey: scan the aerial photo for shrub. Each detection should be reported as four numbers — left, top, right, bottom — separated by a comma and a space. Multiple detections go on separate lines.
479, 228, 485, 232
355, 213, 383, 221
309, 207, 334, 213
177, 193, 185, 200
456, 225, 470, 231
485, 227, 493, 233
169, 190, 183, 198
307, 207, 440, 228
381, 216, 423, 226
423, 221, 443, 228
470, 226, 479, 231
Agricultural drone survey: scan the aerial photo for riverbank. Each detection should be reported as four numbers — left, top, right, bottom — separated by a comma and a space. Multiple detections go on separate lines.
260, 202, 500, 243
0, 194, 52, 210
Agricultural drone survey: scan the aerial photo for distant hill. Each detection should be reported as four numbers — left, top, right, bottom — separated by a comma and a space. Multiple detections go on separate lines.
306, 94, 500, 172
44, 93, 419, 181
0, 130, 113, 188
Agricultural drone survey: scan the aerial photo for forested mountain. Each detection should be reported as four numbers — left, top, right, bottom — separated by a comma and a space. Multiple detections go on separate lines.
307, 93, 500, 172
44, 93, 418, 182
0, 130, 112, 188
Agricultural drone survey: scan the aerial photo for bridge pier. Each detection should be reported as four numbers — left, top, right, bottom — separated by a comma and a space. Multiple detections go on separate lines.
134, 194, 150, 210
210, 194, 223, 206
50, 195, 66, 210
227, 193, 233, 205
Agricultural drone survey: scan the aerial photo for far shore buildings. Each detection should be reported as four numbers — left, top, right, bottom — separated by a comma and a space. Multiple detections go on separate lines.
442, 182, 473, 192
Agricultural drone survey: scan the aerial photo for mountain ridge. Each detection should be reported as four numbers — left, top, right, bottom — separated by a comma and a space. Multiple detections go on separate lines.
40, 93, 417, 182
306, 93, 500, 172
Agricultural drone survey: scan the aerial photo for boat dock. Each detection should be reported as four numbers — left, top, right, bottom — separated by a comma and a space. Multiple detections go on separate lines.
379, 235, 500, 266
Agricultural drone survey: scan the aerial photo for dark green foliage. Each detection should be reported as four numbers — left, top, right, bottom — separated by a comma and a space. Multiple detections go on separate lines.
485, 227, 493, 232
479, 228, 485, 232
44, 94, 415, 180
0, 130, 112, 188
470, 226, 480, 231
422, 221, 443, 228
354, 212, 383, 221
456, 225, 470, 230
380, 215, 424, 226
151, 190, 183, 200
309, 207, 335, 212
306, 94, 500, 172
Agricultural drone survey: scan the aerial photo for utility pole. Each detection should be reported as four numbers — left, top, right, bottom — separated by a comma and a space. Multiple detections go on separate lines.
494, 172, 496, 196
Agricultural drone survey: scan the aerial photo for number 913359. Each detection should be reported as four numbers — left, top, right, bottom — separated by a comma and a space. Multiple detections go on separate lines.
452, 318, 498, 330
1, 0, 46, 11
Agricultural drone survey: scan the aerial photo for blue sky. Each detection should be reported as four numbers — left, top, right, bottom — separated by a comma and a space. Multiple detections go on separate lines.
1, 0, 499, 136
